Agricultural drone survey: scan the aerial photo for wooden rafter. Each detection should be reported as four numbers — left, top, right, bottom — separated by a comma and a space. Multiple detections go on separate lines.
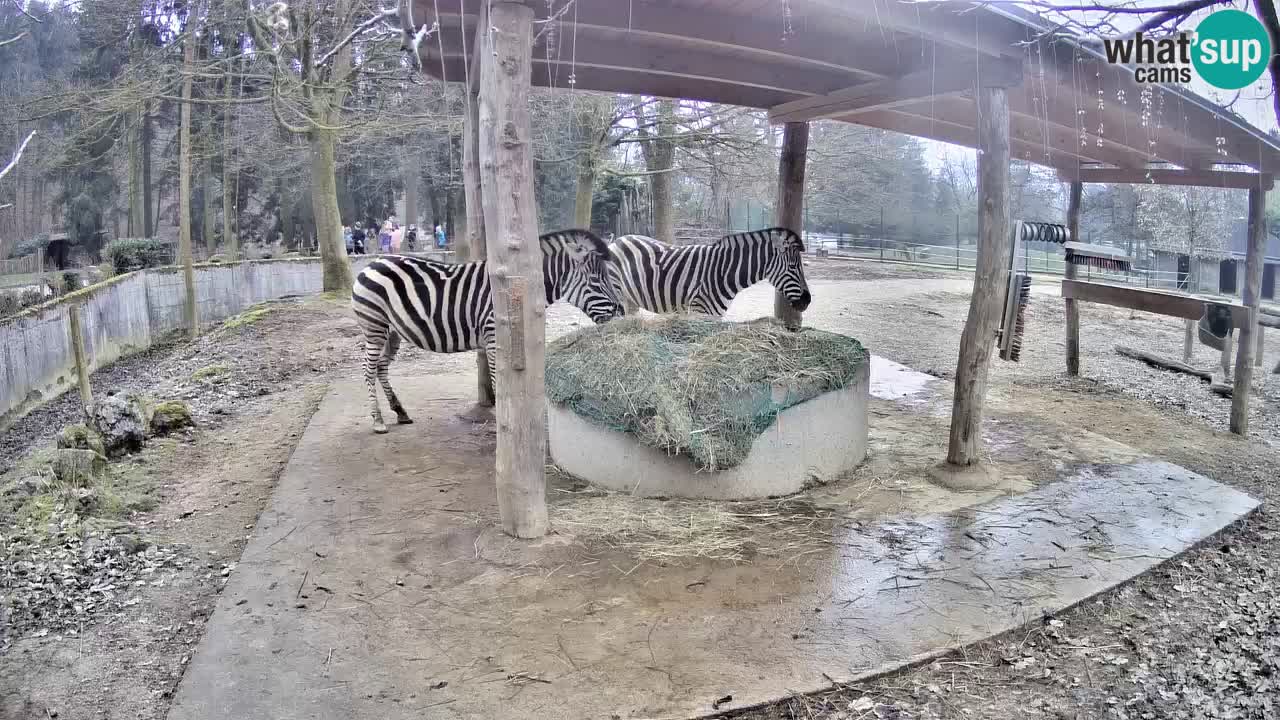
768, 58, 1021, 124
1056, 168, 1274, 190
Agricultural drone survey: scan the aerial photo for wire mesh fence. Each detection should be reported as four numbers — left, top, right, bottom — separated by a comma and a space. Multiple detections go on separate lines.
804, 232, 1190, 289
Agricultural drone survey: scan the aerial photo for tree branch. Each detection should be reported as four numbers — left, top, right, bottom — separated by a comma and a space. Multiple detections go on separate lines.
0, 130, 36, 182
0, 30, 28, 48
316, 8, 399, 67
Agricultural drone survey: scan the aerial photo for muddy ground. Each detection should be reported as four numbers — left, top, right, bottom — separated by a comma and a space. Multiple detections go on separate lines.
1, 259, 1278, 720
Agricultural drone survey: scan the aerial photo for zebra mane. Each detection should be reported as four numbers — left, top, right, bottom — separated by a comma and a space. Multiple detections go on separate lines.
714, 227, 805, 251
540, 228, 610, 257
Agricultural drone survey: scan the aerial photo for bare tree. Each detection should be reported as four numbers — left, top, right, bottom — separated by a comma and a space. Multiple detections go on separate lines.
244, 0, 400, 291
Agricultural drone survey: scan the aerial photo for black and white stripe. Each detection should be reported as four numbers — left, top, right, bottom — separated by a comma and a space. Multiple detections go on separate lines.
607, 227, 812, 317
351, 229, 621, 433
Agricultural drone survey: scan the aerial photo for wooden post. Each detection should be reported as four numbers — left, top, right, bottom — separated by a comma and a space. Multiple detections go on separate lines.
67, 305, 92, 410
1183, 319, 1195, 364
947, 85, 1011, 467
1256, 325, 1265, 367
774, 121, 808, 329
478, 1, 547, 539
1230, 181, 1267, 434
1064, 181, 1083, 376
462, 3, 495, 412
178, 29, 198, 339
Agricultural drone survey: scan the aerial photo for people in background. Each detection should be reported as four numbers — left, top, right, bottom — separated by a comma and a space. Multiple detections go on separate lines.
343, 225, 354, 254
351, 223, 366, 254
435, 223, 446, 248
379, 220, 393, 253
389, 224, 404, 254
405, 225, 418, 251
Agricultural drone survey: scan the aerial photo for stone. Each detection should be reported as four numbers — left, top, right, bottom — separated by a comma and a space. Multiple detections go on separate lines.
117, 534, 150, 555
50, 448, 107, 487
56, 423, 107, 457
4, 475, 46, 498
89, 394, 148, 457
151, 400, 195, 435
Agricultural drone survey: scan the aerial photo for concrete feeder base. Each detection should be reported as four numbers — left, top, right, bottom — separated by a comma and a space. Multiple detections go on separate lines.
547, 364, 870, 500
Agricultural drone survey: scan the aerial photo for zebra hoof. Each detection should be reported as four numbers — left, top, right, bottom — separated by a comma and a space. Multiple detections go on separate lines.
396, 416, 414, 425
373, 423, 389, 434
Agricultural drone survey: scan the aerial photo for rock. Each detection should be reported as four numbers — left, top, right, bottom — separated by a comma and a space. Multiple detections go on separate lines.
56, 423, 107, 457
3, 475, 46, 498
117, 534, 149, 555
150, 400, 195, 435
50, 448, 107, 487
89, 395, 149, 457
70, 487, 100, 514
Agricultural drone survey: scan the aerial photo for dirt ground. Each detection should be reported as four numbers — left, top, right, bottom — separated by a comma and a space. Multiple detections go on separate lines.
1, 259, 1278, 720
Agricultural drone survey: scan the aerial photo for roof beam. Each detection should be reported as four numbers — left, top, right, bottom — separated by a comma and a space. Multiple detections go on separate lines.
851, 108, 1097, 172
923, 94, 1154, 168
425, 56, 808, 109
1056, 168, 1274, 191
812, 0, 1025, 58
413, 0, 901, 80
430, 22, 861, 99
769, 58, 1021, 124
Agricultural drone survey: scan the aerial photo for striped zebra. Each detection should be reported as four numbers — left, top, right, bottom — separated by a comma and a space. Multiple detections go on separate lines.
607, 227, 812, 317
351, 229, 621, 434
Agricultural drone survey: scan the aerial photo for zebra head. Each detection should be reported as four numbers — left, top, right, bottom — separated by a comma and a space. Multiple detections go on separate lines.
541, 229, 624, 324
763, 227, 812, 312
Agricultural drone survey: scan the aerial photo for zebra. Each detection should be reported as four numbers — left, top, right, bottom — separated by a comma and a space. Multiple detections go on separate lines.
607, 227, 812, 317
350, 229, 622, 434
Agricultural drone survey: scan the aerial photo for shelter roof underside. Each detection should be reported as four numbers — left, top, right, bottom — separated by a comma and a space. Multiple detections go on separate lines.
408, 0, 1280, 175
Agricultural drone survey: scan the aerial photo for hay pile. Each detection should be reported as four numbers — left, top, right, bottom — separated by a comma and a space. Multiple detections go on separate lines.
545, 316, 867, 471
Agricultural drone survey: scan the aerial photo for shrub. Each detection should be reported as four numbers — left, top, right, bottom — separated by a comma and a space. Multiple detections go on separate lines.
61, 271, 81, 292
105, 238, 170, 273
0, 287, 49, 318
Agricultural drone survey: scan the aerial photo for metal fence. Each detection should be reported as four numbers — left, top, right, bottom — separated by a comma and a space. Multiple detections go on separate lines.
805, 233, 1191, 289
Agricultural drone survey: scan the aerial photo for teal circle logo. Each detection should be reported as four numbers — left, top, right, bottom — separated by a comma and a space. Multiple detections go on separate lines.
1192, 9, 1271, 90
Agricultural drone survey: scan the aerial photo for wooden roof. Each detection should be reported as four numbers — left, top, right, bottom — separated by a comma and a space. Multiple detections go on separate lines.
404, 0, 1280, 175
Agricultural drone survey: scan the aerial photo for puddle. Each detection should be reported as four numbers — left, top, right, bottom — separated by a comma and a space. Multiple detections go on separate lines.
869, 355, 936, 401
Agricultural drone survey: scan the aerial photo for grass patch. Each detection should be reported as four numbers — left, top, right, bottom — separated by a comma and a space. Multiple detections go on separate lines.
191, 363, 230, 381
2, 447, 158, 540
219, 305, 272, 332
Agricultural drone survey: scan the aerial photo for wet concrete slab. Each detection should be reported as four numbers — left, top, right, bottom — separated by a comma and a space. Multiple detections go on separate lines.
167, 373, 1258, 720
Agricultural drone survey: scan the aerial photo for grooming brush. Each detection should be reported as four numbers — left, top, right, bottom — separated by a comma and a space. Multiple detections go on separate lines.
1063, 241, 1134, 273
998, 272, 1032, 362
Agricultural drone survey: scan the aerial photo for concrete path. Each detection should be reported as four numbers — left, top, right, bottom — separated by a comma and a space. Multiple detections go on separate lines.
167, 373, 1257, 720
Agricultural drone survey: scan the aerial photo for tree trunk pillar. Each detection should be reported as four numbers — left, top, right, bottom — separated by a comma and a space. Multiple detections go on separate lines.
947, 85, 1011, 467
478, 1, 547, 539
179, 36, 198, 339
774, 121, 808, 330
1064, 181, 1083, 375
462, 2, 494, 410
1230, 179, 1268, 434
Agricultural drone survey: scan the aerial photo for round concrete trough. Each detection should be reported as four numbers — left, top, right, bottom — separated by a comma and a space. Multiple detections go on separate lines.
547, 362, 870, 500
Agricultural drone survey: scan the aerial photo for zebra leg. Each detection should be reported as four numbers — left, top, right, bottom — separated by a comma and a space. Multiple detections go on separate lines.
378, 332, 413, 425
362, 334, 389, 434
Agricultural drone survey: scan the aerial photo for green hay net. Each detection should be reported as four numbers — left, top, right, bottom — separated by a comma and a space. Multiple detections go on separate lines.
545, 316, 868, 472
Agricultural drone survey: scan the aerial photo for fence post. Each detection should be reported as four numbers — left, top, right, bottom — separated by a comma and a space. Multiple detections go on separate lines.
955, 214, 960, 269
68, 304, 93, 412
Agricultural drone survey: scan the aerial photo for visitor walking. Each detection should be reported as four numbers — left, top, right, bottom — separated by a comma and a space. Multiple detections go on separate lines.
434, 223, 446, 248
379, 220, 393, 253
